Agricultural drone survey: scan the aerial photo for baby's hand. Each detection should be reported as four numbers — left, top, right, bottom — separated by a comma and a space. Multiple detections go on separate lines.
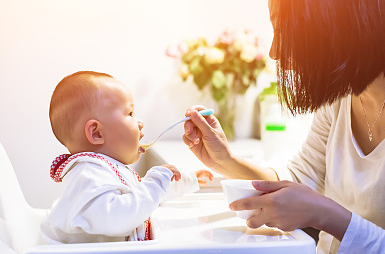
195, 169, 214, 186
161, 164, 181, 182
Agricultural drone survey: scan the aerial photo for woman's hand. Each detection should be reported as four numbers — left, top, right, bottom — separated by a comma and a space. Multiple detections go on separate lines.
183, 105, 232, 171
229, 180, 351, 241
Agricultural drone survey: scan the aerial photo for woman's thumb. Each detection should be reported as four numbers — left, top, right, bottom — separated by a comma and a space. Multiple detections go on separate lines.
252, 180, 288, 193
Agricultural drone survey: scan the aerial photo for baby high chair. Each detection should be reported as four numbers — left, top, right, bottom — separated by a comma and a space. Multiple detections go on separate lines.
0, 143, 145, 254
0, 143, 166, 254
0, 143, 49, 253
0, 143, 164, 254
0, 142, 316, 254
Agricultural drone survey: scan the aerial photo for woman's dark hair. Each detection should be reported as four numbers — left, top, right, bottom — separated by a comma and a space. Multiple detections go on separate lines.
276, 0, 385, 114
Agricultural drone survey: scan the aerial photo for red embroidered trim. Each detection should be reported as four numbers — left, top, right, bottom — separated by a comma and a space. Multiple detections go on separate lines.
50, 153, 128, 185
50, 153, 152, 240
50, 154, 71, 182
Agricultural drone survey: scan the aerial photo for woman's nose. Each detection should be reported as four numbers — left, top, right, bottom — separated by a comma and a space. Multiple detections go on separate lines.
269, 35, 279, 60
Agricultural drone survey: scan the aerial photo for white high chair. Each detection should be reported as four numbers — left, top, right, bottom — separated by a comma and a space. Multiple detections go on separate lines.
0, 142, 316, 254
0, 143, 49, 253
0, 142, 173, 254
0, 143, 160, 254
0, 143, 163, 254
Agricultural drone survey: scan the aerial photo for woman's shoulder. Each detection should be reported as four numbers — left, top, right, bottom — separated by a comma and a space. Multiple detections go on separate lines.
323, 94, 349, 111
316, 95, 350, 120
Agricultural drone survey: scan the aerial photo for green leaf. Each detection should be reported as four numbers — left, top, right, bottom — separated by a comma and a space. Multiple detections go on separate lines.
182, 51, 195, 63
211, 86, 227, 102
189, 57, 203, 75
193, 71, 211, 90
211, 70, 226, 89
258, 81, 278, 101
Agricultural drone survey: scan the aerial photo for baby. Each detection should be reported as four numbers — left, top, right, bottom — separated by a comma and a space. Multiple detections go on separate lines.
41, 71, 213, 244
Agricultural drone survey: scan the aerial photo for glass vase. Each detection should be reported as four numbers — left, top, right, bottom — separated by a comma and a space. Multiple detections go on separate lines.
217, 92, 236, 140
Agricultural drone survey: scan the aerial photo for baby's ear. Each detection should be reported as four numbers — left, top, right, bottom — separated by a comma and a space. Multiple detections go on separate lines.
85, 119, 104, 145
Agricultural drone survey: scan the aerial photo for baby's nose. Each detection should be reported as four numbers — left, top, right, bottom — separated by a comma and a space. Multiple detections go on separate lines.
138, 120, 144, 130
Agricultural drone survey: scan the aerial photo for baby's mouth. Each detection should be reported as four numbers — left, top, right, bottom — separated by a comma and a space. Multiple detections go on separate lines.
138, 145, 146, 154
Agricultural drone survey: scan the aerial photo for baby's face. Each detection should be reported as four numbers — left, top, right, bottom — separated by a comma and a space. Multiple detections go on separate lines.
94, 78, 145, 164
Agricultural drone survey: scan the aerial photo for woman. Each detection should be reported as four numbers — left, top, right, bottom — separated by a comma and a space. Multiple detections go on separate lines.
183, 0, 385, 253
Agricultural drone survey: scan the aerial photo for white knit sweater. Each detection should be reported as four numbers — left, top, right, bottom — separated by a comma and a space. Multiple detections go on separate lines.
41, 153, 199, 243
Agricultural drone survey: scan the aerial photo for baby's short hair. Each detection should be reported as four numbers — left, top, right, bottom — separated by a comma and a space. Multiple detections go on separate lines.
49, 71, 113, 146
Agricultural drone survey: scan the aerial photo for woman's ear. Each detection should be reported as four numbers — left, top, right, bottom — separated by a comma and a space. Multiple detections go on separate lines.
84, 119, 104, 145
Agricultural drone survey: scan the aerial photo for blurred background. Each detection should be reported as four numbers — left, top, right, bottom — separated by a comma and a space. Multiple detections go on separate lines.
0, 0, 311, 208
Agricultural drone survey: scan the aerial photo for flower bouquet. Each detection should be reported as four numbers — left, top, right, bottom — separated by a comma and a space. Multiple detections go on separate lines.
167, 29, 267, 139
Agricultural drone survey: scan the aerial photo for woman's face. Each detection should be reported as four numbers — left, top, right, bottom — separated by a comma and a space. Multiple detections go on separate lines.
269, 0, 280, 60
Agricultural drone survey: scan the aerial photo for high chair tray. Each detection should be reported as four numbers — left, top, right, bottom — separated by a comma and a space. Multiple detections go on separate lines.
27, 193, 316, 254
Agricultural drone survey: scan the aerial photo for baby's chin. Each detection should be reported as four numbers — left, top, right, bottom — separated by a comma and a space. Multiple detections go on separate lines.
126, 146, 145, 164
120, 149, 144, 165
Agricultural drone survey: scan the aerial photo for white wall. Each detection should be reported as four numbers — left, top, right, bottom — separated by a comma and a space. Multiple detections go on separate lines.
0, 0, 273, 208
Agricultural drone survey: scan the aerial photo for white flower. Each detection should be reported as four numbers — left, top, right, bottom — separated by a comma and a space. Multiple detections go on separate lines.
233, 31, 254, 51
204, 47, 225, 64
196, 46, 206, 56
240, 44, 259, 63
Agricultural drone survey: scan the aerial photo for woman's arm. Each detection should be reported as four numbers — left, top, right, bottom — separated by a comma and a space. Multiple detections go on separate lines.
216, 154, 278, 180
338, 213, 385, 254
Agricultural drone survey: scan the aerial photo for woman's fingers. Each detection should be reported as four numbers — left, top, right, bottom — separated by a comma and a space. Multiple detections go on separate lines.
182, 133, 194, 148
229, 180, 290, 212
184, 120, 199, 142
252, 180, 291, 193
229, 195, 264, 211
246, 213, 269, 229
185, 105, 207, 117
229, 194, 277, 229
189, 110, 214, 137
229, 181, 290, 211
182, 131, 200, 148
184, 108, 214, 148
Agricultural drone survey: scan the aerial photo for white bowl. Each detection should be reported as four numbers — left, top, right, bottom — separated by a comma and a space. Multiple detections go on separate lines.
220, 179, 262, 219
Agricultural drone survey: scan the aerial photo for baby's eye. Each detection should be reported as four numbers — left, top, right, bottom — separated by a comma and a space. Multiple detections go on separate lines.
128, 112, 134, 117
